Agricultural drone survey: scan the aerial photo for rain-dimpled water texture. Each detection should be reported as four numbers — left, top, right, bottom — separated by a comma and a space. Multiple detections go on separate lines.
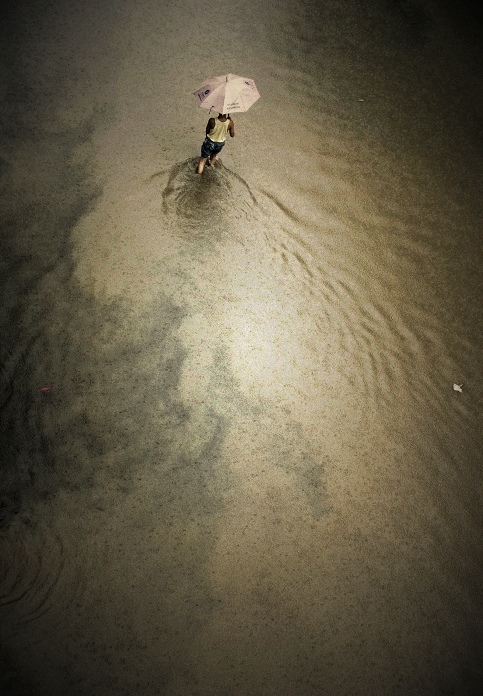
1, 0, 482, 695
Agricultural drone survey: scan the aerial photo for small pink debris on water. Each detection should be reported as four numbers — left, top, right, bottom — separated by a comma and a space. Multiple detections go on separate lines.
41, 386, 53, 392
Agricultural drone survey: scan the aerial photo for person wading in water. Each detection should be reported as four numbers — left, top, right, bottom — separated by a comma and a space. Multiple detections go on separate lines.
196, 113, 235, 174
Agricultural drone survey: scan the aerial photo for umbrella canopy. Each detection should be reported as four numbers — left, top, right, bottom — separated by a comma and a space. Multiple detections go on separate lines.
193, 73, 260, 114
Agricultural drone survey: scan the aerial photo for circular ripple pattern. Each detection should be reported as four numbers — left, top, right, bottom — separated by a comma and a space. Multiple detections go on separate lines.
0, 520, 85, 644
162, 158, 259, 232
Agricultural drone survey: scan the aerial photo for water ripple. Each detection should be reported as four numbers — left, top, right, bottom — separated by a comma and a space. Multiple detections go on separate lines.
0, 520, 84, 644
255, 184, 474, 443
160, 158, 259, 234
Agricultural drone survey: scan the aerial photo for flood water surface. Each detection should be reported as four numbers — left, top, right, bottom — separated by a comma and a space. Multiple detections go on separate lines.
1, 1, 482, 694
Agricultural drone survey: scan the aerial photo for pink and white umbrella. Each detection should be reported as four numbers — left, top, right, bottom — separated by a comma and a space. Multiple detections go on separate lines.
193, 73, 260, 114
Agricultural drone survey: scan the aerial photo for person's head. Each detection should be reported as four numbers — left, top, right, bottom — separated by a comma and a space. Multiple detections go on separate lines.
219, 113, 227, 118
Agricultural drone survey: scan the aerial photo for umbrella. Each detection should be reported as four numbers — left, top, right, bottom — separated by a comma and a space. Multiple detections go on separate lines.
193, 73, 260, 114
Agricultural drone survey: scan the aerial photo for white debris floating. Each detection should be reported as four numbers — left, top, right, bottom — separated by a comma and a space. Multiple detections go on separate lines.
453, 383, 463, 393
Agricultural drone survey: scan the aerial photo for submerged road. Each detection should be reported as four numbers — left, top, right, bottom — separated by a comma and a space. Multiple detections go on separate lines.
1, 1, 482, 694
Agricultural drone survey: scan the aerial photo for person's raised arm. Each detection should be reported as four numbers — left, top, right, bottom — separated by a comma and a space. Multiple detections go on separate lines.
206, 117, 216, 135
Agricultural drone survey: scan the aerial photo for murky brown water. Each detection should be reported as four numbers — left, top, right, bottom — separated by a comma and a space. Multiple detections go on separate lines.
1, 1, 482, 694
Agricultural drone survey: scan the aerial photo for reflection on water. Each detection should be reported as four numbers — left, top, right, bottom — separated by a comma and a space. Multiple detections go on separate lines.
1, 0, 482, 694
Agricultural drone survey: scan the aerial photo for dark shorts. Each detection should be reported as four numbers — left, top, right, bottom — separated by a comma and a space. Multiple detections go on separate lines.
201, 137, 225, 159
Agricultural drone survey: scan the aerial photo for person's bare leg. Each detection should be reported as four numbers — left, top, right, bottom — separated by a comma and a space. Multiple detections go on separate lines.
196, 157, 208, 174
209, 155, 218, 167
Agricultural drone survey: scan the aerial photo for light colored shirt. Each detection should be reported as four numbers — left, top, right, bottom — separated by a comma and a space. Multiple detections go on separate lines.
207, 118, 231, 143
